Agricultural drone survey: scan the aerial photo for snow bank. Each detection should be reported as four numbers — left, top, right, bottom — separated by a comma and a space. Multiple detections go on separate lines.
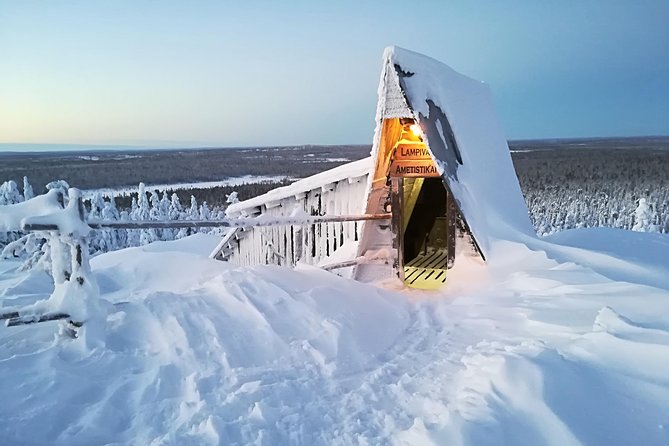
529, 228, 669, 291
1, 231, 669, 444
544, 227, 669, 272
0, 189, 64, 231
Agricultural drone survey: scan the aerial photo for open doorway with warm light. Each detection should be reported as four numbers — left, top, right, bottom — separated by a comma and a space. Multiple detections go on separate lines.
387, 118, 456, 289
401, 176, 455, 288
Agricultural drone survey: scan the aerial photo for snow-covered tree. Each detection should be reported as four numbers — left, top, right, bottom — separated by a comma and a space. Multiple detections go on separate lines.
0, 180, 22, 205
176, 195, 199, 238
135, 183, 156, 245
126, 196, 140, 247
159, 191, 171, 219
87, 192, 107, 253
147, 189, 163, 241
168, 193, 183, 221
166, 193, 185, 239
149, 190, 162, 220
0, 181, 26, 247
130, 196, 138, 216
187, 195, 199, 220
198, 201, 211, 233
45, 180, 70, 196
154, 191, 173, 240
135, 183, 150, 221
101, 199, 121, 251
89, 193, 105, 220
22, 177, 34, 201
226, 190, 239, 205
632, 198, 656, 232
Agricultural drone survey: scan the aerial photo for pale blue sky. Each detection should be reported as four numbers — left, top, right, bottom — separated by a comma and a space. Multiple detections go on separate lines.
1, 0, 667, 148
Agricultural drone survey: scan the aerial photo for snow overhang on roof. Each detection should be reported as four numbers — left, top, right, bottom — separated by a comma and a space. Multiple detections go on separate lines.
377, 46, 534, 257
226, 157, 372, 217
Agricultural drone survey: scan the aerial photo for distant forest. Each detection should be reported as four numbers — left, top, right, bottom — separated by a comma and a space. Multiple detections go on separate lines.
0, 145, 369, 193
513, 147, 669, 234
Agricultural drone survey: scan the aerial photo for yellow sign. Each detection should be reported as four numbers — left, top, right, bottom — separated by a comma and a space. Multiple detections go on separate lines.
394, 143, 432, 161
389, 159, 440, 178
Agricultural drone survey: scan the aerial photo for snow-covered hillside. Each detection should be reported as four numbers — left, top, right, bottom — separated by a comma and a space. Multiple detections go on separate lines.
1, 231, 669, 445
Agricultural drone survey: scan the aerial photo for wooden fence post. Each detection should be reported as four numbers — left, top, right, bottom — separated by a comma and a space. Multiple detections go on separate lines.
49, 189, 71, 285
67, 189, 91, 288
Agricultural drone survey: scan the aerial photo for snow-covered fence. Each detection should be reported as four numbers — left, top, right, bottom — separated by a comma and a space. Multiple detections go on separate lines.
2, 180, 387, 277
211, 158, 373, 268
0, 187, 94, 335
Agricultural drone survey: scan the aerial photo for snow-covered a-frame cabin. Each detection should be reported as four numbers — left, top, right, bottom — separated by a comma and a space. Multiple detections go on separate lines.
211, 46, 533, 289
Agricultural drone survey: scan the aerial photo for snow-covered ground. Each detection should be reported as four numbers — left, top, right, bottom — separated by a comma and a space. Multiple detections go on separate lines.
1, 230, 669, 445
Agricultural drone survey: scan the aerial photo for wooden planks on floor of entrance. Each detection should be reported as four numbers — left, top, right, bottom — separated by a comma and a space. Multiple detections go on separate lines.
403, 250, 448, 289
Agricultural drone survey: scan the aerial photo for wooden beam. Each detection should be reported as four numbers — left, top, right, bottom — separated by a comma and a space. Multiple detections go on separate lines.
447, 189, 456, 268
5, 312, 74, 327
391, 178, 404, 281
0, 311, 20, 320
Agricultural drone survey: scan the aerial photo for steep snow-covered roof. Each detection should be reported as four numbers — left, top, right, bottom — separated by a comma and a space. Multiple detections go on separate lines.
379, 46, 534, 256
226, 157, 372, 216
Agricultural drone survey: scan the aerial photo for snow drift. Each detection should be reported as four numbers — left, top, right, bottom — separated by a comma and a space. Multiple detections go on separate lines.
2, 230, 669, 445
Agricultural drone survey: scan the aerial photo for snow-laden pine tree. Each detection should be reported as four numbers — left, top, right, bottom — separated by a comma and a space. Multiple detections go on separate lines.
87, 192, 107, 253
187, 195, 198, 220
89, 193, 105, 219
135, 183, 156, 245
22, 177, 34, 201
0, 180, 22, 205
135, 183, 150, 221
168, 193, 183, 220
146, 189, 162, 242
101, 198, 121, 251
168, 193, 187, 239
632, 198, 656, 232
0, 181, 26, 248
158, 191, 173, 240
148, 191, 160, 219
1, 178, 66, 264
226, 191, 240, 205
0, 182, 39, 260
126, 196, 140, 247
118, 208, 130, 248
199, 201, 211, 233
181, 195, 199, 237
45, 180, 70, 195
130, 196, 138, 216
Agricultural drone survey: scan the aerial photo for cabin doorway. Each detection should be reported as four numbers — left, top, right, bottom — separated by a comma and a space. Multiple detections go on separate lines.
392, 177, 455, 289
